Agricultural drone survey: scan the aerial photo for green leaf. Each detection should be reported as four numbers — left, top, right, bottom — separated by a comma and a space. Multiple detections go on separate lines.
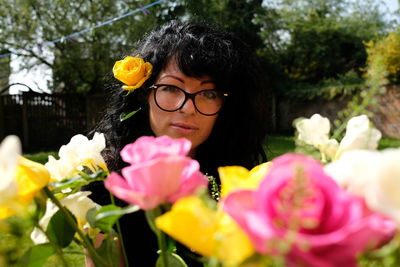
49, 169, 108, 193
156, 252, 188, 267
88, 204, 139, 233
46, 209, 76, 248
94, 234, 120, 267
18, 243, 56, 267
119, 108, 141, 122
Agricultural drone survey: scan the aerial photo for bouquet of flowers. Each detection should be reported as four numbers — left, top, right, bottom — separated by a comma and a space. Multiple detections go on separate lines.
1, 113, 399, 267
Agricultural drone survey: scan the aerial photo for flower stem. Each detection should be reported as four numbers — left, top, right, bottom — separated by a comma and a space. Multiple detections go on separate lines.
109, 192, 129, 267
157, 227, 169, 267
43, 187, 109, 266
145, 207, 169, 267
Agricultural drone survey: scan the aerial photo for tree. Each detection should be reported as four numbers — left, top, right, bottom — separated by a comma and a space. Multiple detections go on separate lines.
0, 0, 392, 96
164, 0, 284, 89
1, 0, 279, 94
0, 0, 163, 94
271, 0, 389, 84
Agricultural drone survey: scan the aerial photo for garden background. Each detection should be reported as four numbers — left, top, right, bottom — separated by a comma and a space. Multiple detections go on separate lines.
1, 0, 400, 152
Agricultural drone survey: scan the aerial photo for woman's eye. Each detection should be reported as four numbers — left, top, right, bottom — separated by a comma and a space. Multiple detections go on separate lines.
160, 85, 180, 92
200, 90, 218, 99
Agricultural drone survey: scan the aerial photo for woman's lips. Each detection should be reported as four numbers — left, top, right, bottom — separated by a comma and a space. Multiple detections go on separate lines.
170, 123, 199, 134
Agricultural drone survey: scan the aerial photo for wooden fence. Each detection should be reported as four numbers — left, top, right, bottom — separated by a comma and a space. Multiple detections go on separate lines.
0, 92, 107, 152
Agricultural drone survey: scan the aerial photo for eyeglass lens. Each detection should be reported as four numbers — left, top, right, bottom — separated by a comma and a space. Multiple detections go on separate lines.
154, 85, 224, 115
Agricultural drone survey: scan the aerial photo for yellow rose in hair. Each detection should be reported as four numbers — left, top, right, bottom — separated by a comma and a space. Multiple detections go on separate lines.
113, 56, 153, 91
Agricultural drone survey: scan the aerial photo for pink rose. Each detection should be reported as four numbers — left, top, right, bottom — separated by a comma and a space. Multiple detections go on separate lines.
104, 136, 208, 210
120, 136, 191, 164
224, 153, 396, 267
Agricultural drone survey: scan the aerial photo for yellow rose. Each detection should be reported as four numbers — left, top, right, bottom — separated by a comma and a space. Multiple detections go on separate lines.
156, 196, 217, 257
0, 156, 50, 219
156, 196, 254, 266
219, 162, 272, 198
15, 156, 50, 203
215, 212, 255, 266
112, 56, 153, 91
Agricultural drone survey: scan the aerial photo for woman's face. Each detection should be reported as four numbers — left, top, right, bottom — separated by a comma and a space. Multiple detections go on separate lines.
148, 60, 218, 156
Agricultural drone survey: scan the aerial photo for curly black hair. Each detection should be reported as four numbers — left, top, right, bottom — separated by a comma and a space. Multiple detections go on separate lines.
95, 20, 270, 178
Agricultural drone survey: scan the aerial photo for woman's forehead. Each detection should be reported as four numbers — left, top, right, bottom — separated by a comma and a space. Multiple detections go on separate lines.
157, 59, 215, 84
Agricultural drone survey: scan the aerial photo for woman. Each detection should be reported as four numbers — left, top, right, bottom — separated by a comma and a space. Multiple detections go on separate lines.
90, 20, 270, 266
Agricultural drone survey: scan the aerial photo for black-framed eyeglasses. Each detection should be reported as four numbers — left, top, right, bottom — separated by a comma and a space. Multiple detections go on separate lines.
149, 84, 228, 116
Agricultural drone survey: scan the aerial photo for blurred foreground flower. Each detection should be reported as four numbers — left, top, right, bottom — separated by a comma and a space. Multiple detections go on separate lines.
31, 191, 100, 244
156, 163, 271, 266
325, 148, 400, 223
45, 133, 107, 181
0, 136, 20, 216
0, 134, 117, 267
156, 196, 254, 266
224, 153, 396, 267
0, 135, 50, 219
219, 162, 272, 198
105, 136, 208, 210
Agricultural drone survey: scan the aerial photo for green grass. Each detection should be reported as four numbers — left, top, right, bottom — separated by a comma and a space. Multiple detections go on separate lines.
378, 137, 400, 150
24, 151, 57, 164
265, 135, 295, 160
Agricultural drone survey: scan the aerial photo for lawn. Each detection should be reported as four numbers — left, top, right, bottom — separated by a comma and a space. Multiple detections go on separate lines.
378, 137, 400, 150
265, 135, 295, 160
24, 151, 58, 164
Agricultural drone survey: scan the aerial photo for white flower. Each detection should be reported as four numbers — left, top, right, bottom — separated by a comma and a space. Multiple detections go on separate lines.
296, 114, 331, 147
335, 115, 381, 159
45, 133, 107, 181
321, 138, 340, 160
30, 191, 100, 244
295, 114, 381, 161
44, 156, 77, 182
0, 136, 20, 204
295, 114, 339, 160
325, 148, 400, 222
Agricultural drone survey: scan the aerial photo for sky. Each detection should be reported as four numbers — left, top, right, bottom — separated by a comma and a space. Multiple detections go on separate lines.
9, 53, 53, 94
387, 0, 399, 12
7, 0, 400, 94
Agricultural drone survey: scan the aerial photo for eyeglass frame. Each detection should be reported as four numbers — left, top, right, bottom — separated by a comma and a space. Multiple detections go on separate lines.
149, 84, 229, 116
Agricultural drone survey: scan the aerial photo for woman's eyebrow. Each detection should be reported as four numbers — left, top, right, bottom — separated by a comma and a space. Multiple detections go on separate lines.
201, 80, 215, 85
159, 74, 185, 83
159, 75, 215, 86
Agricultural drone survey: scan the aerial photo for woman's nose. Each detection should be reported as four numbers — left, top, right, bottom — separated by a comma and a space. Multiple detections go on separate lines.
179, 97, 196, 114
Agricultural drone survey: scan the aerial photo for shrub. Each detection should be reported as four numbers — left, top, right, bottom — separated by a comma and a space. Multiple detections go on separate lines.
365, 31, 400, 83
